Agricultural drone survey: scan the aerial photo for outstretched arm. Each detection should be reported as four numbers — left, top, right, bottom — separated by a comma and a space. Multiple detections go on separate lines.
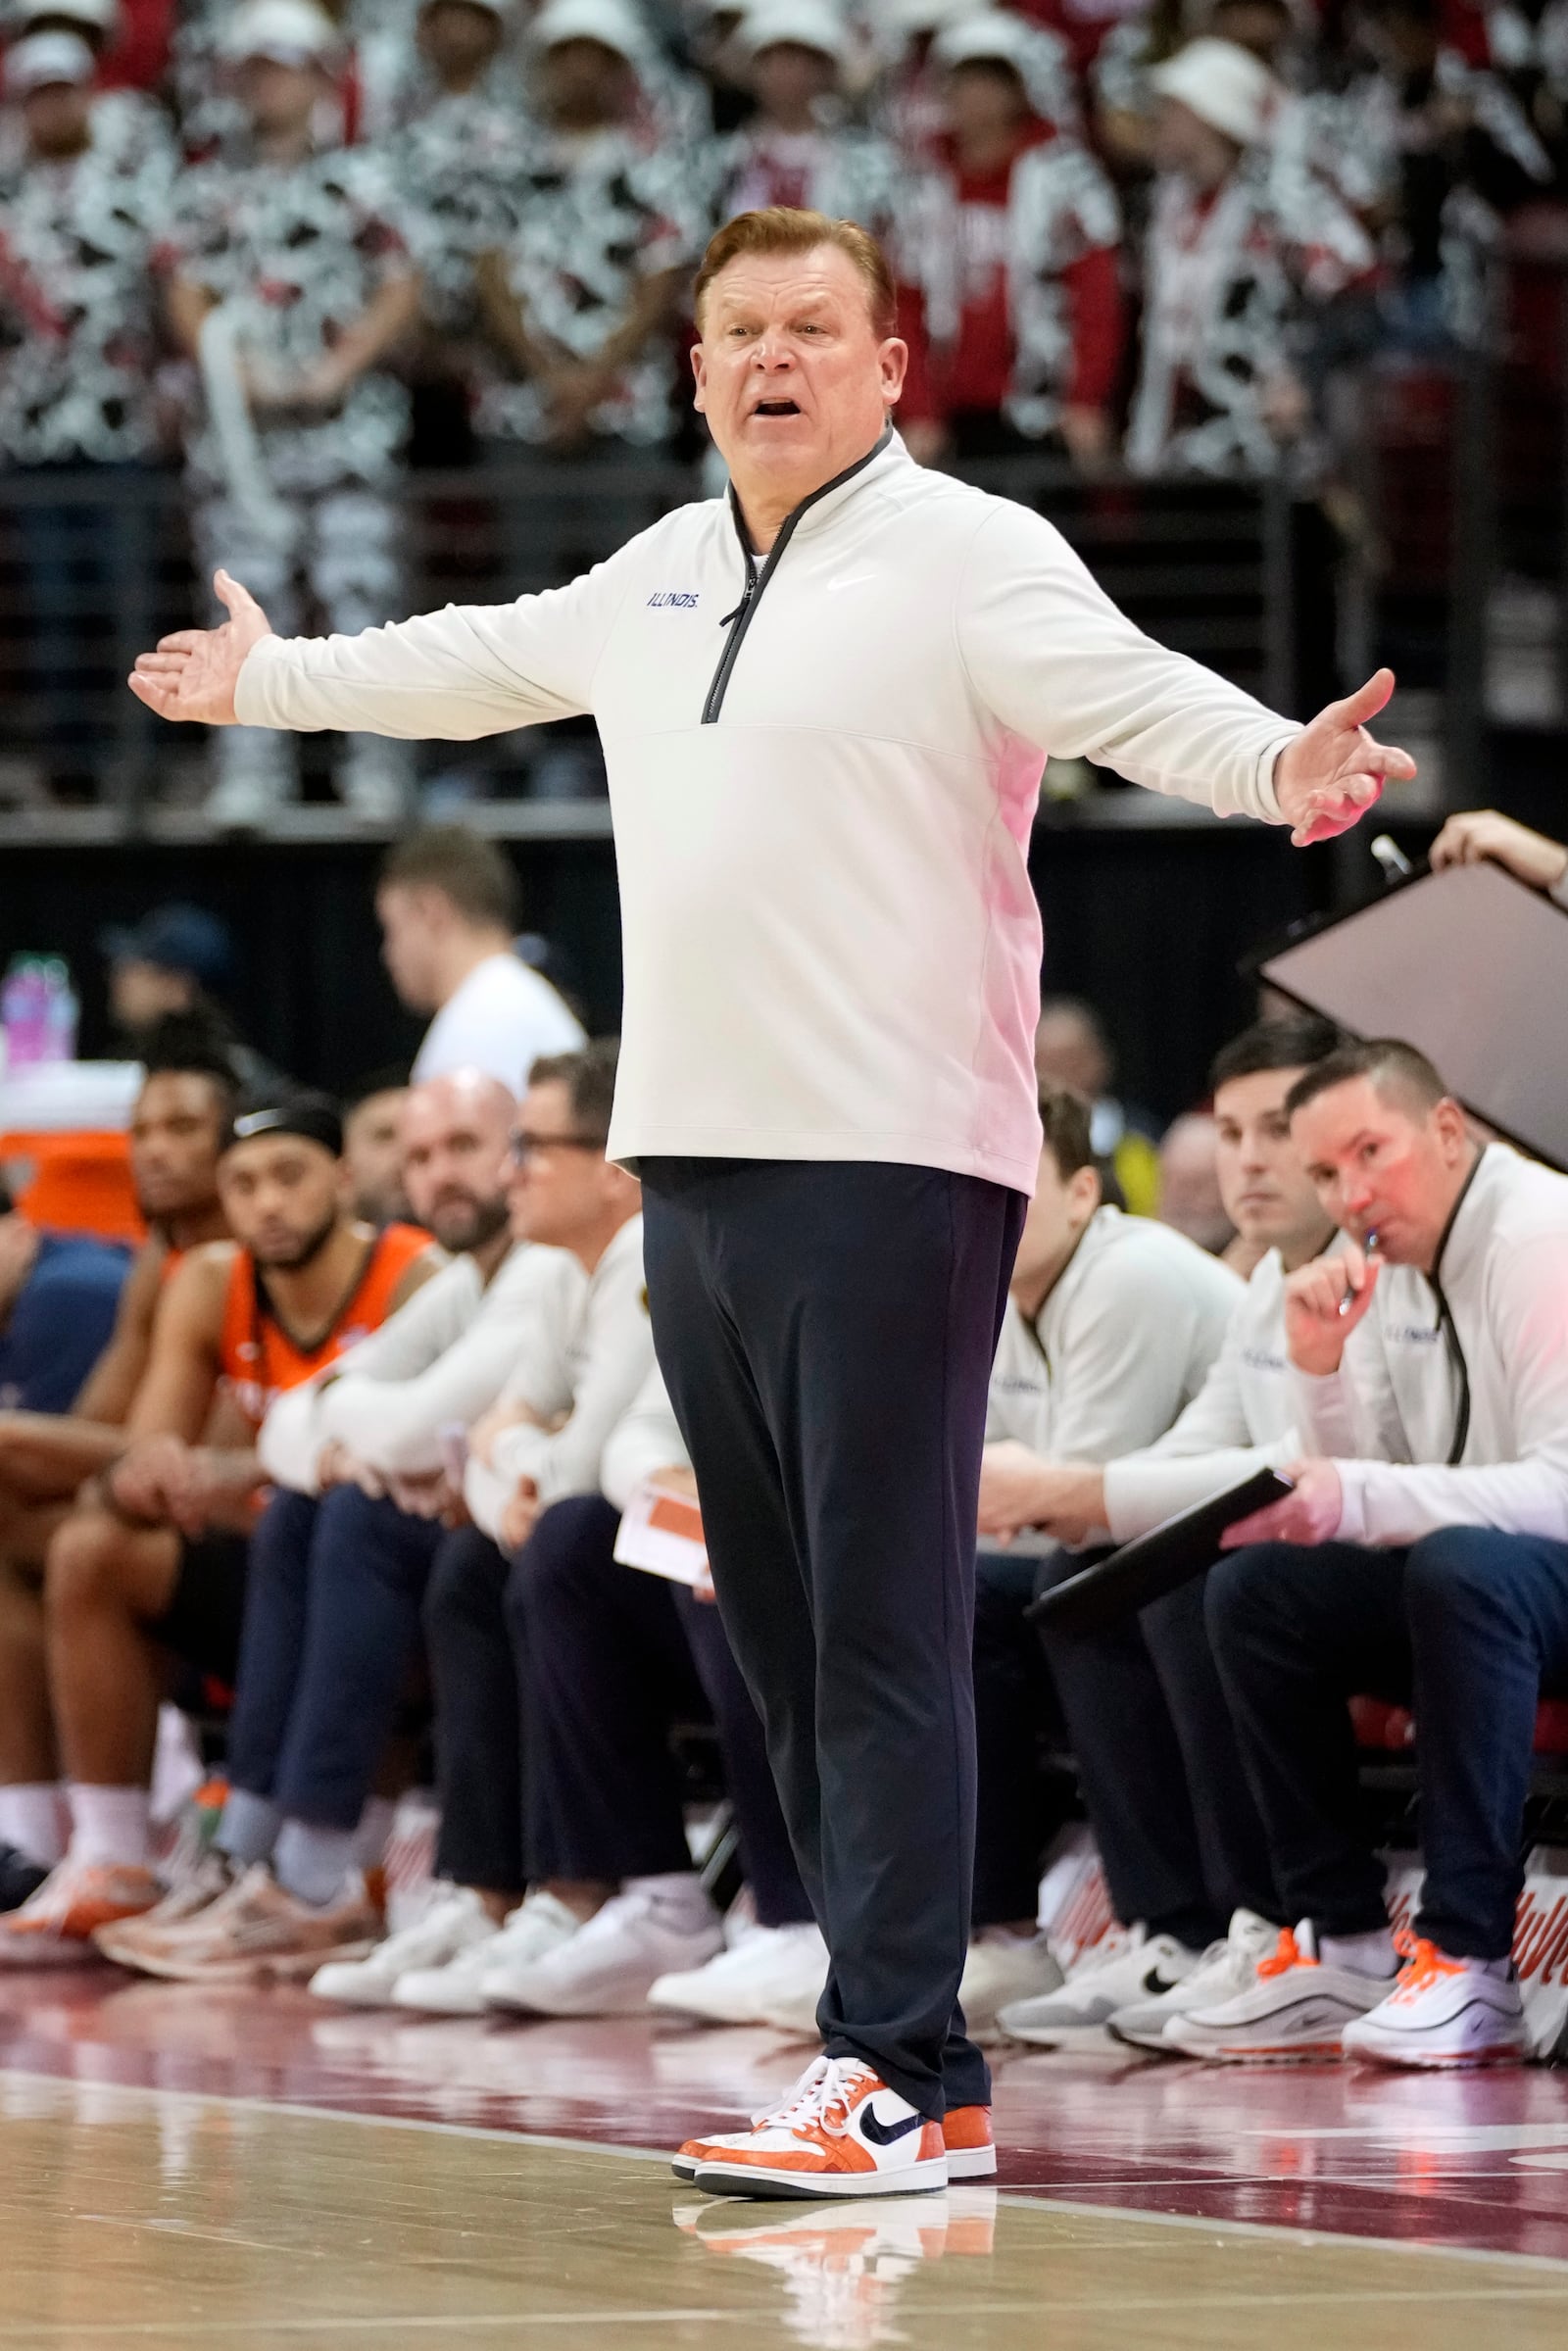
131, 542, 628, 742
956, 502, 1415, 841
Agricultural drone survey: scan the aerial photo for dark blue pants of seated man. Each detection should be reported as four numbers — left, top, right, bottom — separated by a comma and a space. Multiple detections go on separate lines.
219, 1487, 450, 1900
1031, 1545, 1279, 1949
1207, 1529, 1568, 1957
507, 1494, 809, 1922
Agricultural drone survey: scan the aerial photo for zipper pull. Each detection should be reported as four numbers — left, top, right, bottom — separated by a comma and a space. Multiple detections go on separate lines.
718, 572, 756, 629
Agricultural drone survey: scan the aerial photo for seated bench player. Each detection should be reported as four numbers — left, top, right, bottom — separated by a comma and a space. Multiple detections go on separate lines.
97, 1070, 526, 1983
1190, 1039, 1568, 2068
0, 1093, 436, 1964
945, 1084, 1244, 2040
991, 1015, 1344, 2050
0, 1018, 234, 1909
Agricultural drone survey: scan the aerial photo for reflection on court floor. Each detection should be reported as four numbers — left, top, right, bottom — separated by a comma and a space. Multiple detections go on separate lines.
3, 1972, 1568, 2348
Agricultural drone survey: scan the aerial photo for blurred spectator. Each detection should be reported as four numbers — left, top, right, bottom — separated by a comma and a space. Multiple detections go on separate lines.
878, 0, 1079, 160
162, 0, 422, 829
903, 11, 1123, 466
1, 0, 178, 173
101, 900, 232, 1035
384, 0, 527, 467
376, 826, 585, 1089
706, 4, 904, 244
1094, 0, 1195, 176
1321, 0, 1552, 349
686, 0, 756, 136
1125, 38, 1375, 480
1158, 1108, 1240, 1259
0, 1176, 129, 1414
1034, 995, 1161, 1215
342, 1069, 412, 1226
472, 0, 701, 465
0, 28, 172, 802
100, 903, 289, 1094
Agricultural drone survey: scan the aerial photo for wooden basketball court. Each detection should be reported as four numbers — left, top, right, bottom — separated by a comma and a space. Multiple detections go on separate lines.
4, 1972, 1568, 2346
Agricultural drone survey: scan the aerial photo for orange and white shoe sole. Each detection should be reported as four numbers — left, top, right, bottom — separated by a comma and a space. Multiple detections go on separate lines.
691, 2151, 950, 2201
674, 2117, 994, 2184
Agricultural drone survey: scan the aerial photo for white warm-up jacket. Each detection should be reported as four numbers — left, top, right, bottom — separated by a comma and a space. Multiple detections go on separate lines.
986, 1206, 1241, 1543
235, 431, 1300, 1191
463, 1216, 654, 1540
1294, 1146, 1568, 1544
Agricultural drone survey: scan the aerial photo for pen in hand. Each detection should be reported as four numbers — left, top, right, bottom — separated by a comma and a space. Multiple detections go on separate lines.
1340, 1230, 1379, 1317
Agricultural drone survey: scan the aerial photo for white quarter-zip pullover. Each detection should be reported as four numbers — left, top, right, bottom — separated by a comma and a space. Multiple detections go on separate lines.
236, 433, 1300, 1192
986, 1207, 1242, 1501
601, 1361, 689, 1514
257, 1242, 565, 1494
464, 1214, 654, 1538
1294, 1145, 1568, 1544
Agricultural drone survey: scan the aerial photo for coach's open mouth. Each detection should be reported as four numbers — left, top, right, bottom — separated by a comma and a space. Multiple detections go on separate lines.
752, 399, 802, 417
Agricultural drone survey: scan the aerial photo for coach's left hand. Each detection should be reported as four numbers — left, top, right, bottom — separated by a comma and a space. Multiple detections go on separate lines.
1274, 669, 1417, 848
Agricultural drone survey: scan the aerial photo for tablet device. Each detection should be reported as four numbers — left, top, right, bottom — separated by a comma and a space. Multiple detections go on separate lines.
1026, 1466, 1294, 1635
1257, 861, 1568, 1171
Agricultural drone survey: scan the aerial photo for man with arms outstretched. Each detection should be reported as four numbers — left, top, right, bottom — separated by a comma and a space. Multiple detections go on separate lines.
130, 205, 1406, 2197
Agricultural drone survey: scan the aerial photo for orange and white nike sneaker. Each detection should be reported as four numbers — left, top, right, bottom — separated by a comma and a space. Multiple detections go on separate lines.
940, 2104, 996, 2180
0, 1858, 161, 1967
673, 2094, 993, 2185
681, 2055, 948, 2200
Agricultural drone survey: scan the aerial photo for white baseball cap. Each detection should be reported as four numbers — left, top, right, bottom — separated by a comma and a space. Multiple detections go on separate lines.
741, 1, 849, 64
1150, 35, 1284, 147
931, 9, 1037, 73
16, 0, 119, 31
7, 26, 94, 90
220, 0, 342, 66
529, 0, 648, 62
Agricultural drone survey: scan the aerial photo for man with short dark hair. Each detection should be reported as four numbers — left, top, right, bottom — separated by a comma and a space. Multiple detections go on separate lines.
342, 1070, 413, 1228
0, 1095, 435, 1965
0, 1018, 235, 1910
134, 201, 1403, 2195
1179, 1037, 1568, 2066
376, 825, 584, 1091
960, 1082, 1243, 2042
990, 1012, 1342, 2051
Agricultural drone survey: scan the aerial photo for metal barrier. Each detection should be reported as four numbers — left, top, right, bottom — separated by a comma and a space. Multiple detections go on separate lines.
0, 452, 1317, 840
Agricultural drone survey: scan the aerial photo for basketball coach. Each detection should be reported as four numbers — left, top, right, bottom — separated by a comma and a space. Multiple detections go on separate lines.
131, 207, 1408, 2201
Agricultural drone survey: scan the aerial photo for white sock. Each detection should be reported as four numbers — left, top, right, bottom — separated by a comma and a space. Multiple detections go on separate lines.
352, 1796, 396, 1872
1319, 1926, 1398, 1979
274, 1820, 356, 1909
67, 1784, 150, 1871
217, 1788, 281, 1867
625, 1872, 716, 1927
0, 1783, 68, 1870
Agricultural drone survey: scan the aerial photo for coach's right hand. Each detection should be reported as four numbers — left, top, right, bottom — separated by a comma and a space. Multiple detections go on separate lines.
128, 568, 273, 725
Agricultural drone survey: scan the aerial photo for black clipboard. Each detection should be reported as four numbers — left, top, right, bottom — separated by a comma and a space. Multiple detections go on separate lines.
1026, 1467, 1294, 1635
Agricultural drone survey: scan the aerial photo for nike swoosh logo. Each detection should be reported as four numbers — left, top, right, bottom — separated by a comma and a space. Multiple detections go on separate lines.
859, 2106, 924, 2147
826, 574, 877, 594
1141, 1967, 1183, 1996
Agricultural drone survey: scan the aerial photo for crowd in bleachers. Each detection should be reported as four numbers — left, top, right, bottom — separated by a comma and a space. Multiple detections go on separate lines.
2, 0, 1564, 808
2, 808, 1568, 2074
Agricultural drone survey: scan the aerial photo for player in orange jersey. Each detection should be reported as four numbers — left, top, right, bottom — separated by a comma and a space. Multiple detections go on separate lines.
0, 1015, 236, 1913
0, 1092, 438, 1962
